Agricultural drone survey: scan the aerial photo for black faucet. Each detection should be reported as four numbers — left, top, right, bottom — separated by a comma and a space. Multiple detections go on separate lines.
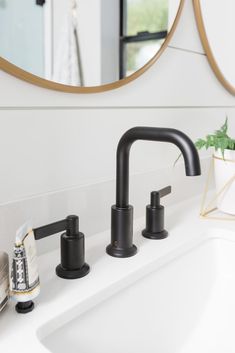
16, 215, 90, 314
106, 127, 201, 258
34, 215, 90, 279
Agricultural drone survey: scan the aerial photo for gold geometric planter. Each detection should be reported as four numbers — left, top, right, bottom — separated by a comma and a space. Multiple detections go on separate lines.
200, 156, 235, 221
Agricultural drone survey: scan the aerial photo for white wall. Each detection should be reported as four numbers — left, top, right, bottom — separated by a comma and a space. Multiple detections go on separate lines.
201, 0, 235, 86
168, 0, 181, 28
0, 0, 235, 255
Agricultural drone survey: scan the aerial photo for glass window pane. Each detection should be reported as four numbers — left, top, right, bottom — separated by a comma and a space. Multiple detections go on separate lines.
126, 0, 169, 36
125, 39, 164, 76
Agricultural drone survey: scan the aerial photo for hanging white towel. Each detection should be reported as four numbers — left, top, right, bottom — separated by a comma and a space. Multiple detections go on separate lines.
53, 1, 82, 86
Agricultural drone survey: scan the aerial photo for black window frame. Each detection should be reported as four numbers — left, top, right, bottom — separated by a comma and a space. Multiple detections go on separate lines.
119, 0, 168, 79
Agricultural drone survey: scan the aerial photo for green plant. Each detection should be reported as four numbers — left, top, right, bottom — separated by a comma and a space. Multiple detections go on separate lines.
174, 118, 235, 166
195, 118, 235, 157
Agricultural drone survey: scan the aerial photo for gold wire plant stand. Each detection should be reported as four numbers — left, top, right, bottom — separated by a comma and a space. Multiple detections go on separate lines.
200, 156, 235, 221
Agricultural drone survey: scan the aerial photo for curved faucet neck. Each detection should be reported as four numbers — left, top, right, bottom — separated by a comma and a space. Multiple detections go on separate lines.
116, 127, 201, 208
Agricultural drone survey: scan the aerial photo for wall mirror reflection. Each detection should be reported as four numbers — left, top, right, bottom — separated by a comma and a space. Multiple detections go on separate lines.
0, 0, 182, 90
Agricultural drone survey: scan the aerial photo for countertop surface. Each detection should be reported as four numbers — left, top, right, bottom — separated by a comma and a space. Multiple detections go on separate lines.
0, 195, 234, 353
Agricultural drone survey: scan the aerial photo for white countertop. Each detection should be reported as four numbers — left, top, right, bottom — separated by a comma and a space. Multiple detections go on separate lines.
0, 195, 234, 353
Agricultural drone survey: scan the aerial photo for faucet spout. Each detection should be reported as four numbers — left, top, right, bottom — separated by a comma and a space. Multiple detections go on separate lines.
107, 126, 201, 258
116, 127, 201, 208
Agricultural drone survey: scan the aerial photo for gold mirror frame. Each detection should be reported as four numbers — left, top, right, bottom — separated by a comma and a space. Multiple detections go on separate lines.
193, 0, 235, 96
0, 0, 185, 94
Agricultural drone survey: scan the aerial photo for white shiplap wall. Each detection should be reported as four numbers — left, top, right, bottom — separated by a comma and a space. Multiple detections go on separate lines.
0, 0, 234, 254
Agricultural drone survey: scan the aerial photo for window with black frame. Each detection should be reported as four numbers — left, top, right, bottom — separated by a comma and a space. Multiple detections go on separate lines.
120, 0, 169, 79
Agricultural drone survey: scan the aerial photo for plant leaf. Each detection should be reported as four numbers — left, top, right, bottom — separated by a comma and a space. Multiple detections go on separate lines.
195, 139, 206, 150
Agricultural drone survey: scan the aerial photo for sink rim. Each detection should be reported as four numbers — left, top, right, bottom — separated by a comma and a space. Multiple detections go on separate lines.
37, 226, 235, 344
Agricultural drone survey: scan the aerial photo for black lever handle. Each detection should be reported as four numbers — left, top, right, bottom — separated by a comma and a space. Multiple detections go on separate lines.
158, 185, 172, 198
151, 186, 172, 208
142, 186, 172, 240
16, 215, 90, 314
34, 215, 90, 280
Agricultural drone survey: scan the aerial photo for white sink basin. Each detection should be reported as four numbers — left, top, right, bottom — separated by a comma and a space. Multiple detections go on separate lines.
39, 231, 235, 353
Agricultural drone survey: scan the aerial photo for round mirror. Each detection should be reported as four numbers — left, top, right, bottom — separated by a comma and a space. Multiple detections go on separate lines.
194, 0, 235, 95
0, 0, 184, 93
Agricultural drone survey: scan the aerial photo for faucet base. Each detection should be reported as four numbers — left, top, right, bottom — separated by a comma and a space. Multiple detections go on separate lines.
106, 244, 137, 258
56, 263, 90, 279
142, 229, 168, 240
107, 205, 137, 258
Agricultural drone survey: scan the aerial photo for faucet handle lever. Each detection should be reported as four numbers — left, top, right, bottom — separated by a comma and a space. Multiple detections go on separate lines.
143, 186, 171, 240
151, 186, 171, 207
158, 185, 172, 198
